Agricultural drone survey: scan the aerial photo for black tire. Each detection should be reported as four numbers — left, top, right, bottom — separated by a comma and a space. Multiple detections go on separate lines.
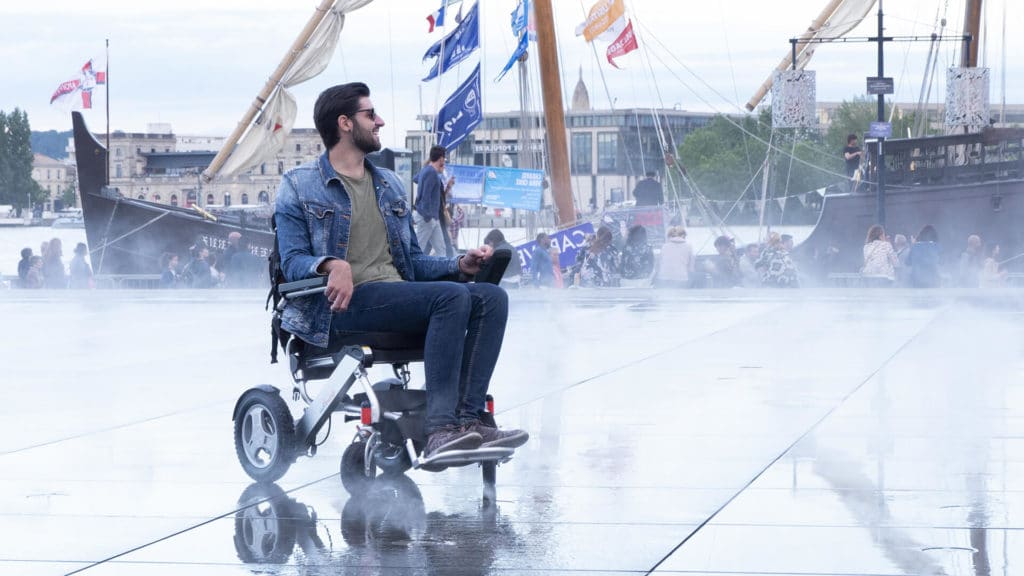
234, 389, 296, 483
340, 441, 373, 495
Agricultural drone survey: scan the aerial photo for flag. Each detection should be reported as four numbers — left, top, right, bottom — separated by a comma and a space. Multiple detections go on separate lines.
495, 30, 528, 82
574, 0, 626, 43
426, 0, 460, 33
511, 0, 528, 37
422, 2, 479, 81
50, 60, 106, 110
606, 20, 638, 68
435, 64, 482, 150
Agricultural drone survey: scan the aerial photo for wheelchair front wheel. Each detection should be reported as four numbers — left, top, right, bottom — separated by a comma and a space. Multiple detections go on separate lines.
234, 388, 296, 482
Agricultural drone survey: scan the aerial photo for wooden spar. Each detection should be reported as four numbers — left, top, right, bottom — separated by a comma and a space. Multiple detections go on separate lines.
533, 0, 576, 227
961, 0, 982, 67
202, 0, 336, 182
744, 0, 845, 111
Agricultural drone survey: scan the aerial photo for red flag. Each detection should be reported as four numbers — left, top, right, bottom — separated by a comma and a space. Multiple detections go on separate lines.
606, 20, 638, 69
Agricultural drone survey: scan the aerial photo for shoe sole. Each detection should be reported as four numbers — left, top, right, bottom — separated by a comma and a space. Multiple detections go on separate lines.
481, 431, 529, 449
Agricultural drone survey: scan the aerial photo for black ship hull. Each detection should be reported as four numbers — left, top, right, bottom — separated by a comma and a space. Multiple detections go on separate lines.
73, 112, 274, 276
796, 129, 1024, 278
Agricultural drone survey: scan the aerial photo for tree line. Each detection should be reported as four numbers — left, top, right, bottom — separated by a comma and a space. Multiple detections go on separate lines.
676, 98, 918, 202
0, 108, 45, 210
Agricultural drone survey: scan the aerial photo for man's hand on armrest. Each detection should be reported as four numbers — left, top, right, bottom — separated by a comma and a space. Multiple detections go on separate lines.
317, 258, 354, 312
458, 245, 493, 277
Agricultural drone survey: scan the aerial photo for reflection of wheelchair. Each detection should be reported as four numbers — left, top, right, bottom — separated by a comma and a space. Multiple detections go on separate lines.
234, 476, 509, 568
233, 483, 329, 564
232, 249, 515, 502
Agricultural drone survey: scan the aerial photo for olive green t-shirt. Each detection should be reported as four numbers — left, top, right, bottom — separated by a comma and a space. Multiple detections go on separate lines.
338, 172, 403, 286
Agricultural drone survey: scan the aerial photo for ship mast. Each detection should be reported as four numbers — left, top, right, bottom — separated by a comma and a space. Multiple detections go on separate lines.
532, 0, 575, 227
202, 0, 336, 182
961, 0, 982, 67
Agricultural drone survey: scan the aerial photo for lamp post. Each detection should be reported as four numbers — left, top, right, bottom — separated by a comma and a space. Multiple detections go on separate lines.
874, 0, 886, 226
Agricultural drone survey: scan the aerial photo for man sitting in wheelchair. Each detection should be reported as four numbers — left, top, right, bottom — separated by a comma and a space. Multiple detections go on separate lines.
274, 82, 529, 459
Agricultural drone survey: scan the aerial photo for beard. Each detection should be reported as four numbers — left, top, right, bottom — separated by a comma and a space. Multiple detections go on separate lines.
352, 122, 381, 154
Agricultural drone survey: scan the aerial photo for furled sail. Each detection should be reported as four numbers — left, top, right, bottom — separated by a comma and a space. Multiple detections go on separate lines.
204, 0, 375, 181
745, 0, 876, 111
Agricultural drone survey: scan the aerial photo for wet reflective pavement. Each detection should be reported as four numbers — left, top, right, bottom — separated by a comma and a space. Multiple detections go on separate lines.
1, 289, 1022, 575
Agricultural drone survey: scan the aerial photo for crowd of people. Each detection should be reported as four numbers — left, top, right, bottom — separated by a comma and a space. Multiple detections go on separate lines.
857, 223, 1008, 288
15, 238, 93, 289
159, 232, 266, 289
478, 219, 1013, 291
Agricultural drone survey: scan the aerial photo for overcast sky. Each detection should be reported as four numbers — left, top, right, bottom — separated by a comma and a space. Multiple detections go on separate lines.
1, 0, 1019, 148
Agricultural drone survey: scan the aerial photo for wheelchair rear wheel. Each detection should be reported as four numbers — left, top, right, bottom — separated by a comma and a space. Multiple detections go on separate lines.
234, 388, 296, 482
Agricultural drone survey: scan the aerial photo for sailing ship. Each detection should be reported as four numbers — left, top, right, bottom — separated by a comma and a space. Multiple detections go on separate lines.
745, 0, 1024, 276
73, 0, 360, 276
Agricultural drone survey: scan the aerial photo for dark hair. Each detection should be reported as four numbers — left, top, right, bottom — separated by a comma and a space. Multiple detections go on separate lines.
626, 224, 647, 245
780, 234, 793, 243
847, 133, 858, 144
20, 247, 32, 259
484, 229, 506, 246
917, 224, 938, 243
428, 145, 447, 163
74, 242, 88, 255
313, 82, 370, 150
593, 226, 613, 250
535, 232, 549, 244
865, 224, 884, 244
714, 235, 732, 249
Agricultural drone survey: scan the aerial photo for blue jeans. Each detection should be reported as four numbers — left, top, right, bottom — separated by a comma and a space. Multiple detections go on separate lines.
329, 281, 508, 434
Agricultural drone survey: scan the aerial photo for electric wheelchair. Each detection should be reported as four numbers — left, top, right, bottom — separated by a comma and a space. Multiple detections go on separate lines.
232, 249, 515, 502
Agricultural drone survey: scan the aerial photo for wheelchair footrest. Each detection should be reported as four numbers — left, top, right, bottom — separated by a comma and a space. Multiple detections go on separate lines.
413, 446, 513, 469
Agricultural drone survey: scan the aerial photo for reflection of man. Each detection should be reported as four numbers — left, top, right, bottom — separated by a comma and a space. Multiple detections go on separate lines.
632, 172, 663, 206
414, 145, 455, 256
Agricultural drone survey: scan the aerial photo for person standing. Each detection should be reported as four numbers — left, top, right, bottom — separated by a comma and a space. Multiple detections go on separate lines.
274, 82, 527, 458
42, 237, 66, 289
17, 248, 33, 287
413, 145, 454, 256
68, 242, 94, 289
843, 134, 863, 191
530, 232, 556, 288
632, 172, 664, 206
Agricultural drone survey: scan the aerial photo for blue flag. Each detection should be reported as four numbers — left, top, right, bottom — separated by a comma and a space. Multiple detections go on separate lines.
422, 2, 479, 81
511, 0, 528, 37
435, 64, 482, 150
495, 31, 528, 82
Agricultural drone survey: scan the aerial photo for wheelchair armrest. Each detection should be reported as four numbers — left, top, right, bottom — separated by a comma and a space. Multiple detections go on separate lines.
280, 276, 327, 299
473, 248, 511, 285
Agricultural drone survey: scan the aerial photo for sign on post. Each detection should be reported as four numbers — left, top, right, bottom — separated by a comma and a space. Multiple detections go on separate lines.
516, 222, 595, 273
482, 167, 545, 211
866, 76, 894, 95
868, 121, 892, 138
446, 164, 485, 204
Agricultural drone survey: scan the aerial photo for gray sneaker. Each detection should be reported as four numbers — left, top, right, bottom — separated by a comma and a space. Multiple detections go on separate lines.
424, 424, 483, 459
466, 420, 529, 449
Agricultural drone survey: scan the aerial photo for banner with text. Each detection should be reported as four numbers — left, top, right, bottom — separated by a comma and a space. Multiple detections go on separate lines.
446, 164, 485, 203
482, 166, 544, 211
515, 222, 595, 273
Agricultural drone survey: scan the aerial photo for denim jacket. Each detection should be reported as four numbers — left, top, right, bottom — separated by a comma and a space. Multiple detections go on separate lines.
275, 153, 461, 347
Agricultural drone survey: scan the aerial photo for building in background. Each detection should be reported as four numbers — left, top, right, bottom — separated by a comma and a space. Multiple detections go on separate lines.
405, 74, 716, 213
66, 125, 323, 209
31, 153, 77, 211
